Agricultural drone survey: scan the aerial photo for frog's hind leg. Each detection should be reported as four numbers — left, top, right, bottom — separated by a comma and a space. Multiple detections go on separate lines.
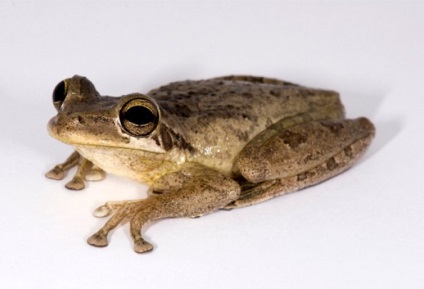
226, 117, 375, 209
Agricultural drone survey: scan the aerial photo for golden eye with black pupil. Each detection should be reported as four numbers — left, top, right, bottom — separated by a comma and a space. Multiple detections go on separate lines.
119, 98, 159, 137
52, 80, 68, 111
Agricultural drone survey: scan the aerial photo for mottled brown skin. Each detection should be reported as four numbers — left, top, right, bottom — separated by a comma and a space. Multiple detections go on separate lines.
46, 75, 375, 253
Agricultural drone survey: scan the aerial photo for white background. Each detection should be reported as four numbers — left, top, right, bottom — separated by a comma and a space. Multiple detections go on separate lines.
1, 1, 423, 288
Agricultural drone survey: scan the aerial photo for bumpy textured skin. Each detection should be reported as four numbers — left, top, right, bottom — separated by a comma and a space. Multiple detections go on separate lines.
46, 75, 375, 253
149, 76, 345, 176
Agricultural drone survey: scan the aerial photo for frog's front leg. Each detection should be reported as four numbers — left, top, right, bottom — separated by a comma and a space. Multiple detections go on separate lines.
88, 164, 240, 253
45, 151, 106, 190
227, 117, 375, 209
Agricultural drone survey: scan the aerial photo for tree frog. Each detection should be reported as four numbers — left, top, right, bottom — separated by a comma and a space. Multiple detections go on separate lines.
46, 75, 375, 253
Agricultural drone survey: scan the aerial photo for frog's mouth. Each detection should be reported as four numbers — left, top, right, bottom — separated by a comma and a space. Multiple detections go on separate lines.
72, 140, 167, 154
47, 116, 167, 154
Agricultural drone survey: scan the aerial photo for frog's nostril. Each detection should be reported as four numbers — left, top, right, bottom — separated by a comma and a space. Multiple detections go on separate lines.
77, 116, 85, 124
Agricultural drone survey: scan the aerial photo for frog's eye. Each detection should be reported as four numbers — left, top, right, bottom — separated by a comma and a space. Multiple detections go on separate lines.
119, 98, 159, 137
52, 80, 68, 111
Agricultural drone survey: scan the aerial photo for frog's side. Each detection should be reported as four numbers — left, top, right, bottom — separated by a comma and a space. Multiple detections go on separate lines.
46, 75, 375, 253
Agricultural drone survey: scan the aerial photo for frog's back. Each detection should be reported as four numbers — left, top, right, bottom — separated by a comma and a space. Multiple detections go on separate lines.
147, 76, 344, 175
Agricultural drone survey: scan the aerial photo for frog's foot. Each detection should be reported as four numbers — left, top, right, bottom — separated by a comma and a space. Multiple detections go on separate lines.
46, 151, 106, 190
130, 209, 155, 253
45, 151, 80, 180
87, 200, 155, 253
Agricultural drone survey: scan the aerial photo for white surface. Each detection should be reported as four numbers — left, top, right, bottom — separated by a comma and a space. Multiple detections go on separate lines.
1, 1, 423, 288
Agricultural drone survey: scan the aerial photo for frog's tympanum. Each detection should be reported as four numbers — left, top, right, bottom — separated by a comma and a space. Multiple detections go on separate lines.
46, 75, 375, 253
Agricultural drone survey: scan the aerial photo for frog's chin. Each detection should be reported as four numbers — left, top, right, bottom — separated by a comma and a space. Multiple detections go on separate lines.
73, 146, 171, 184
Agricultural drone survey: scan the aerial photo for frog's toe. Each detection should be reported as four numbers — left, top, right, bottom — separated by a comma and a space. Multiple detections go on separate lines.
65, 177, 85, 190
87, 232, 109, 247
93, 205, 113, 218
92, 201, 136, 218
88, 206, 131, 249
85, 166, 106, 181
45, 166, 66, 180
45, 151, 80, 182
134, 239, 153, 253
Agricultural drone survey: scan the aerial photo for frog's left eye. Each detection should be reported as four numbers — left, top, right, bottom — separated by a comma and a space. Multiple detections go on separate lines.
119, 98, 159, 137
52, 80, 68, 111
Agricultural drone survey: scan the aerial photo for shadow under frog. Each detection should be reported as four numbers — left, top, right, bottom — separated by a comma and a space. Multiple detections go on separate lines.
46, 75, 375, 253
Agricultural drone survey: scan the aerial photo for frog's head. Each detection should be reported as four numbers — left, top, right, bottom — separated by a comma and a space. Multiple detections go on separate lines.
47, 75, 171, 155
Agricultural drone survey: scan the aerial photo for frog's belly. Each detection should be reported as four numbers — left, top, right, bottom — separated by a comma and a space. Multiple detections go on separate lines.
75, 146, 179, 184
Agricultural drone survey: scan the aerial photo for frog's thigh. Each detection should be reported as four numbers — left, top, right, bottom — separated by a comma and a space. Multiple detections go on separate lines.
230, 118, 375, 208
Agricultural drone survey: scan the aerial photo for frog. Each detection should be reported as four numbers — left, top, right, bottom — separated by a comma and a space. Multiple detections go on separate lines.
46, 75, 375, 253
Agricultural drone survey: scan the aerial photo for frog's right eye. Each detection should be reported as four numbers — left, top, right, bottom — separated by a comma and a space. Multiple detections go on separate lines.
119, 97, 160, 137
52, 80, 68, 111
